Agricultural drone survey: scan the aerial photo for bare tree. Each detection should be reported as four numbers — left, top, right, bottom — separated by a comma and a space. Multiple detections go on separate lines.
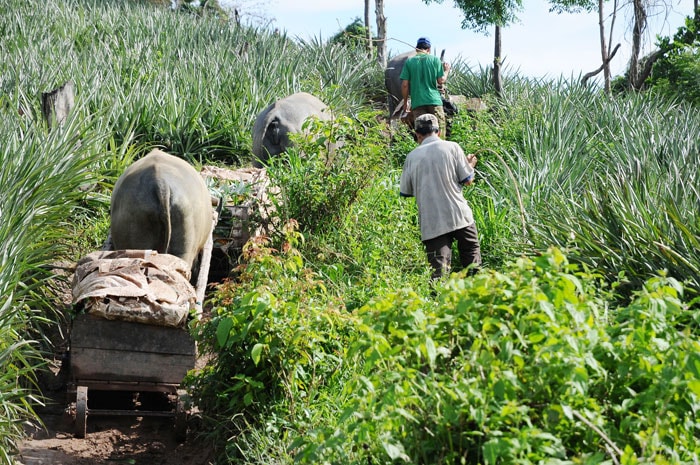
364, 0, 373, 58
493, 25, 503, 95
628, 0, 647, 88
597, 0, 613, 92
626, 0, 682, 90
550, 0, 620, 93
375, 0, 387, 68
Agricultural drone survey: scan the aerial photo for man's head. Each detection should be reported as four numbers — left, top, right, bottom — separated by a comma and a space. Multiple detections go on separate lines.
416, 37, 431, 51
414, 113, 439, 136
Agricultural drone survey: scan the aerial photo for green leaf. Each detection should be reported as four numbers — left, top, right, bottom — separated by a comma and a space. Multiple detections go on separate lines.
482, 438, 508, 464
688, 380, 700, 396
382, 440, 408, 461
216, 317, 234, 349
424, 337, 437, 368
251, 343, 265, 366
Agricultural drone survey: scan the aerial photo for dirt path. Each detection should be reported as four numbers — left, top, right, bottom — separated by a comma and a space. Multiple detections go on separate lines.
18, 408, 214, 465
15, 248, 235, 465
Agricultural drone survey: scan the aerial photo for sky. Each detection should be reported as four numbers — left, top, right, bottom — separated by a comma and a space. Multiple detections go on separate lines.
226, 0, 694, 80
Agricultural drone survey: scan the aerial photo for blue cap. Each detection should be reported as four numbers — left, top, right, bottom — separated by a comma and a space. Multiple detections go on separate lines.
416, 37, 431, 49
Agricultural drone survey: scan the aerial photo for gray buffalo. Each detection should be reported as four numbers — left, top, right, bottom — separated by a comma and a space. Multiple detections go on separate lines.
384, 51, 416, 117
110, 149, 213, 278
251, 92, 331, 167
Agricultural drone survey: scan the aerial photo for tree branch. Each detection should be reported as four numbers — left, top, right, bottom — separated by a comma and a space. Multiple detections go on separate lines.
581, 43, 621, 86
632, 48, 664, 90
572, 409, 624, 461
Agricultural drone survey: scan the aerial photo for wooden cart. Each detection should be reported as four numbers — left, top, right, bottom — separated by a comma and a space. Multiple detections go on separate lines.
68, 313, 196, 441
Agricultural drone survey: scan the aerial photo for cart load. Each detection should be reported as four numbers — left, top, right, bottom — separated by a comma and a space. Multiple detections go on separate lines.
201, 165, 275, 280
72, 249, 196, 328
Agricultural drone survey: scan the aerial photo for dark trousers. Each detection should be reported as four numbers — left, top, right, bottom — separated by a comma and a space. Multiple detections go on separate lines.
423, 223, 481, 280
412, 105, 446, 136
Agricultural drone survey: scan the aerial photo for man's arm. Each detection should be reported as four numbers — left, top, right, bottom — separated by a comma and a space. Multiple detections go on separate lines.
460, 153, 477, 185
401, 80, 410, 111
437, 61, 450, 86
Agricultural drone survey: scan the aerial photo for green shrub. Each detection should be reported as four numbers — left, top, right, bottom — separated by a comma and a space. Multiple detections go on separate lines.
265, 111, 388, 236
646, 15, 700, 106
293, 248, 700, 464
188, 221, 358, 461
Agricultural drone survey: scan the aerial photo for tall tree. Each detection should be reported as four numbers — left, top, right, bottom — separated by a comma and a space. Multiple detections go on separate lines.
364, 0, 373, 58
421, 0, 523, 97
375, 0, 387, 68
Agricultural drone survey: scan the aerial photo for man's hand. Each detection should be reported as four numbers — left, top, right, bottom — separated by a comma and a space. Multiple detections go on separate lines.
467, 153, 477, 168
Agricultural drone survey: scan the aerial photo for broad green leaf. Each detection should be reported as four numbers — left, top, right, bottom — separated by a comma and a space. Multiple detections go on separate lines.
382, 440, 408, 461
216, 317, 234, 349
251, 343, 265, 365
483, 438, 507, 465
687, 380, 700, 396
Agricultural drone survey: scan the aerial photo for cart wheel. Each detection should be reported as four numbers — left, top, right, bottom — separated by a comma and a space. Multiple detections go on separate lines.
75, 386, 88, 438
174, 390, 188, 443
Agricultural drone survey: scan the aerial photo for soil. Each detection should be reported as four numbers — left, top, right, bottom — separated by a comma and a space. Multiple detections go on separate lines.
18, 401, 215, 465
17, 351, 216, 465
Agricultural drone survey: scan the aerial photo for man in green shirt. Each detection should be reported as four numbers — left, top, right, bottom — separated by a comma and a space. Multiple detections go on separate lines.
400, 37, 450, 135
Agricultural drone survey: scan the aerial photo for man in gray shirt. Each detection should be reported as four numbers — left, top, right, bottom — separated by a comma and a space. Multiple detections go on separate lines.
400, 113, 481, 280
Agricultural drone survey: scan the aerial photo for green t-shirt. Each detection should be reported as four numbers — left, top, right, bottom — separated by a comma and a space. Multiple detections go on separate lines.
399, 52, 444, 108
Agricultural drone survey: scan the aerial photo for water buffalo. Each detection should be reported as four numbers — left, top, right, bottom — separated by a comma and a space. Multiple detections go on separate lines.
109, 149, 213, 278
384, 51, 416, 117
251, 92, 332, 167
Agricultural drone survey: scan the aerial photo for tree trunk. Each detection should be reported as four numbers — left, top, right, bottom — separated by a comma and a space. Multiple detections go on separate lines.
493, 25, 503, 97
364, 0, 373, 58
375, 0, 387, 68
597, 0, 611, 93
628, 0, 647, 89
41, 81, 74, 130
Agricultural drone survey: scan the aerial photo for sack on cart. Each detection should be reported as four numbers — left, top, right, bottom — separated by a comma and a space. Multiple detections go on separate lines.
71, 249, 196, 328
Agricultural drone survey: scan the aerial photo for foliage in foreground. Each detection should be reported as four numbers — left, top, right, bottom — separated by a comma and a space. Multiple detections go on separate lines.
0, 103, 110, 461
191, 237, 700, 464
